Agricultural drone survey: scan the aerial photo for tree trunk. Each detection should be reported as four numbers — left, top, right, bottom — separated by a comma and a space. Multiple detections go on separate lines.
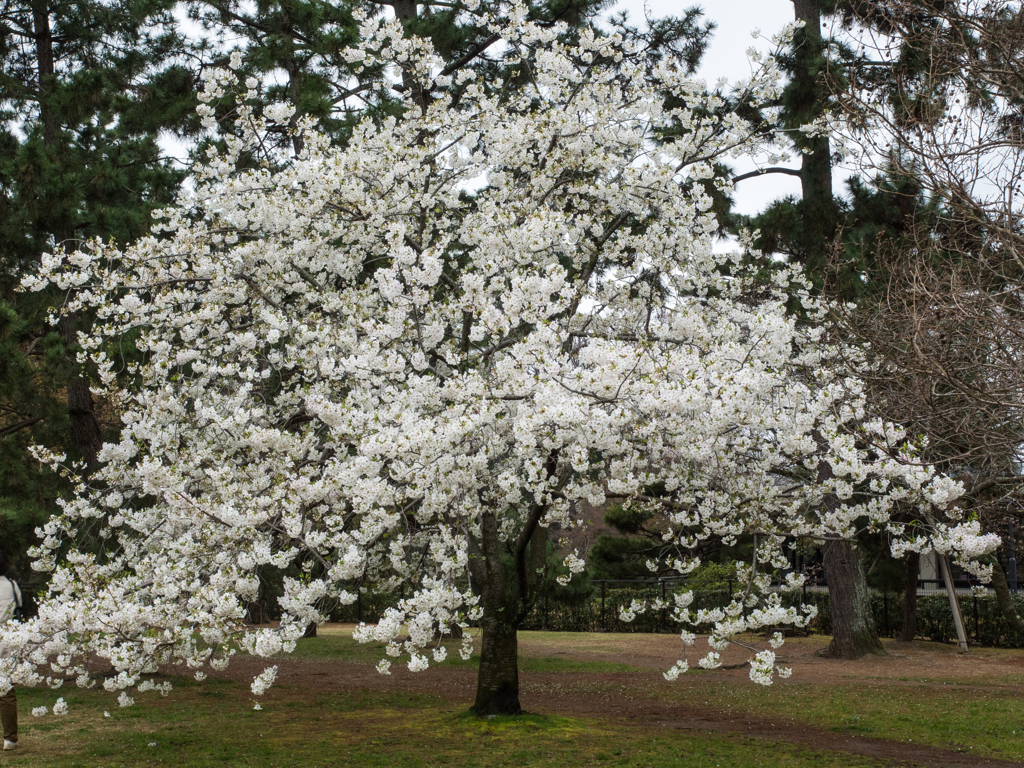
898, 551, 919, 642
987, 555, 1024, 634
820, 540, 885, 658
472, 510, 522, 715
35, 3, 103, 471
32, 0, 57, 145
790, 0, 840, 285
473, 617, 520, 716
58, 313, 103, 470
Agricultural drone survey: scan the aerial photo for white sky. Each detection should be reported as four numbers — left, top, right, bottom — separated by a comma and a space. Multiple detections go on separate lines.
612, 0, 804, 215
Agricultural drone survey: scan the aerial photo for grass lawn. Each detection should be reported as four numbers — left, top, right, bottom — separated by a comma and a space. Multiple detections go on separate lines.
10, 686, 888, 768
5, 627, 1022, 767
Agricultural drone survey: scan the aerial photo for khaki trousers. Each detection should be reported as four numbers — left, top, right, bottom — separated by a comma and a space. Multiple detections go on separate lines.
0, 689, 15, 742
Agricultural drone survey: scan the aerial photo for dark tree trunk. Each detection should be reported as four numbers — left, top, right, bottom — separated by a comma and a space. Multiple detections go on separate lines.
35, 3, 103, 470
470, 453, 557, 716
472, 510, 522, 716
58, 314, 103, 469
473, 618, 520, 716
814, 452, 884, 659
32, 0, 57, 144
529, 524, 547, 590
790, 0, 840, 284
987, 555, 1024, 634
899, 551, 919, 642
792, 0, 833, 200
820, 540, 886, 658
391, 0, 429, 113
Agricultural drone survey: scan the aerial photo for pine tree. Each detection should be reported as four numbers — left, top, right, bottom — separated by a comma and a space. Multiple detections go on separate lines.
0, 0, 200, 569
726, 0, 885, 659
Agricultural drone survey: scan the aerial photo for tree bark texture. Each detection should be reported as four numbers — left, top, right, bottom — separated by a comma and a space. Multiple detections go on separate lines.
58, 314, 103, 469
472, 510, 522, 715
899, 551, 919, 642
32, 0, 57, 145
820, 540, 886, 658
987, 555, 1024, 634
789, 0, 842, 292
35, 3, 103, 470
815, 450, 884, 658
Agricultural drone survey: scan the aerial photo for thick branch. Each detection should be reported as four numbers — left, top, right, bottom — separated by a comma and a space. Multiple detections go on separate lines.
0, 416, 44, 437
512, 449, 559, 604
731, 166, 802, 184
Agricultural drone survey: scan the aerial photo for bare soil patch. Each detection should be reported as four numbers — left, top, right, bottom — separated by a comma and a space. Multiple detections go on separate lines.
198, 626, 1024, 768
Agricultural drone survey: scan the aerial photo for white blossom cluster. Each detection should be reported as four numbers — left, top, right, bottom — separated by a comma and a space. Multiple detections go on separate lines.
7, 4, 999, 703
250, 666, 278, 696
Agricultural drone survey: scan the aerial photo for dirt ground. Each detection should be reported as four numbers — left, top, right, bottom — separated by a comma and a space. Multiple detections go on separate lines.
207, 626, 1024, 768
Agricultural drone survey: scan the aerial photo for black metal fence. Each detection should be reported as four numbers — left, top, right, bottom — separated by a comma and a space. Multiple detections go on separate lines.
800, 588, 1024, 647
329, 578, 1024, 648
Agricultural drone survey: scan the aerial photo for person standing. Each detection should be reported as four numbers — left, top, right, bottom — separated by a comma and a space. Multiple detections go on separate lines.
0, 551, 22, 751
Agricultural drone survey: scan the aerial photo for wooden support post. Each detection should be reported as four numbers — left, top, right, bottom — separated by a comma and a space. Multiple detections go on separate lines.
939, 554, 969, 652
662, 579, 668, 632
973, 592, 980, 643
601, 580, 606, 631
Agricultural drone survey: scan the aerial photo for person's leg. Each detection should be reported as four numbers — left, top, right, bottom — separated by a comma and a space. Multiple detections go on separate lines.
0, 688, 16, 746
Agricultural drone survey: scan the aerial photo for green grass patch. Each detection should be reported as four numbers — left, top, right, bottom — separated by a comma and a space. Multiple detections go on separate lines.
654, 679, 1024, 762
13, 682, 889, 768
9, 629, 1023, 766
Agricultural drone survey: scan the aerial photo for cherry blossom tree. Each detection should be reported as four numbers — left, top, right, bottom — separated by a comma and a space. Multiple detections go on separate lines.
5, 7, 998, 716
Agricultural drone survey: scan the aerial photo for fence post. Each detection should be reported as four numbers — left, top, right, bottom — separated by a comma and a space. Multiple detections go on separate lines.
973, 593, 980, 643
544, 591, 549, 629
357, 591, 362, 624
661, 579, 667, 632
883, 590, 890, 636
601, 580, 606, 631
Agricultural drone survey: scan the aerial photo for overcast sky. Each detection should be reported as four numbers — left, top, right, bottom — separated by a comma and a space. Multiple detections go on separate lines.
612, 0, 805, 215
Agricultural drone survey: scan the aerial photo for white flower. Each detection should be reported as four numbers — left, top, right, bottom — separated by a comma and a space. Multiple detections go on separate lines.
662, 660, 689, 681
251, 666, 278, 696
118, 693, 135, 708
699, 652, 721, 670
263, 102, 295, 123
32, 706, 47, 717
53, 698, 69, 715
749, 650, 776, 686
